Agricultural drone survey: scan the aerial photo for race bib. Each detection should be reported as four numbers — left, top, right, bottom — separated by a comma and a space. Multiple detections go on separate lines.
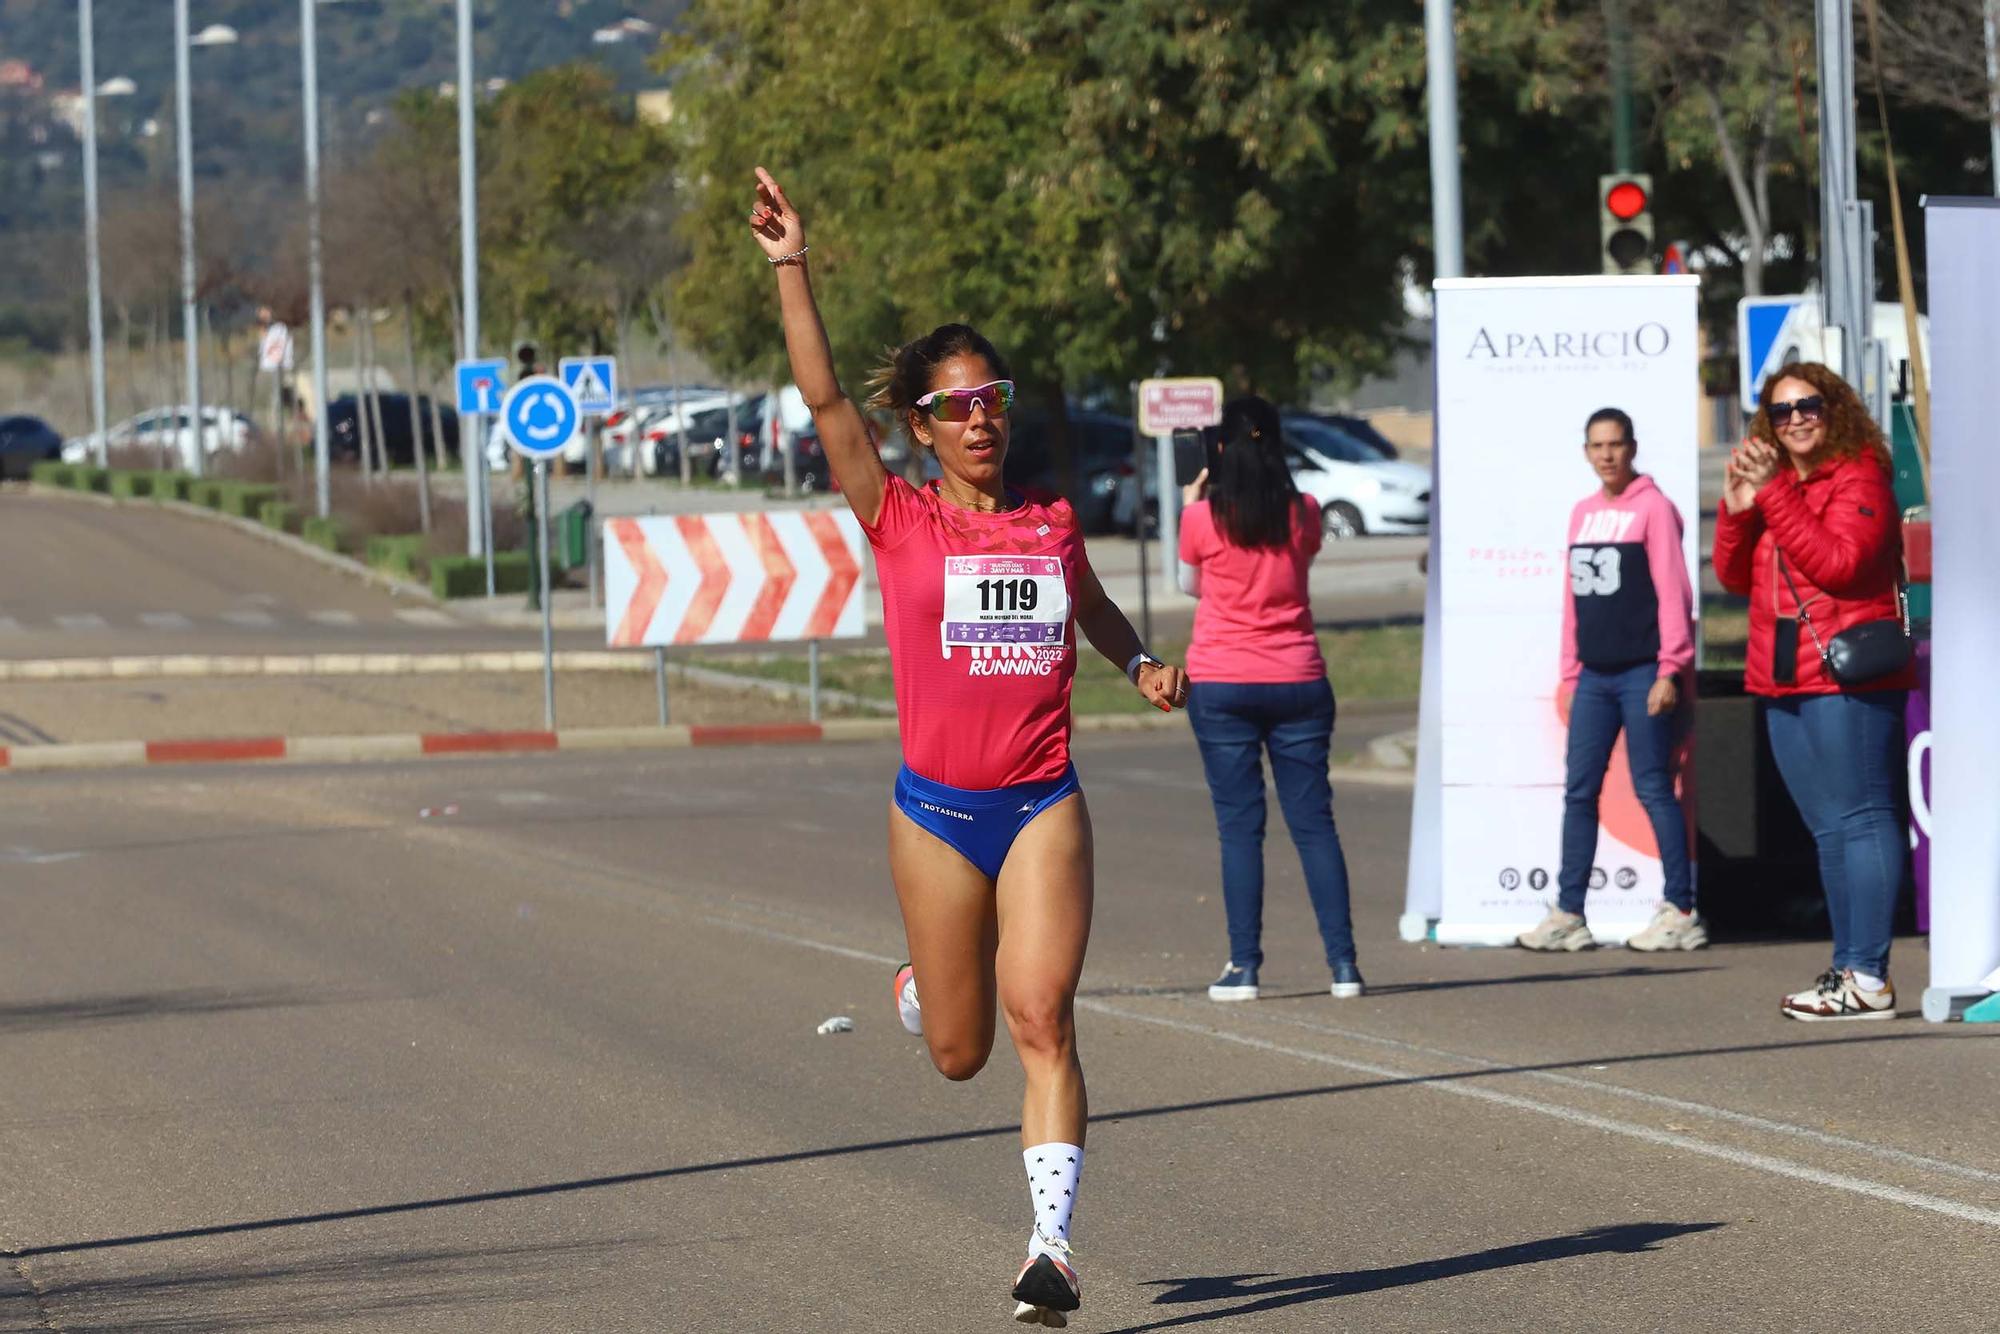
941, 555, 1069, 649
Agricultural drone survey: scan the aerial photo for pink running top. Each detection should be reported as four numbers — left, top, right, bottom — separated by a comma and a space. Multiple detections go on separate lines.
862, 474, 1090, 790
1178, 496, 1328, 684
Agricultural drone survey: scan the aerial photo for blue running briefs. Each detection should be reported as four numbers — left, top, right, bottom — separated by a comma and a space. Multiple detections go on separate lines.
892, 764, 1082, 880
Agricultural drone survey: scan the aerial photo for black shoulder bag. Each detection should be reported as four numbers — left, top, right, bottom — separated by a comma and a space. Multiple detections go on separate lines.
1776, 550, 1913, 687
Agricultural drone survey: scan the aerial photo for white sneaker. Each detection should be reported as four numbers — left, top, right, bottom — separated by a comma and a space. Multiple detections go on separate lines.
1516, 909, 1594, 952
893, 963, 922, 1036
1627, 903, 1709, 952
1781, 968, 1895, 1021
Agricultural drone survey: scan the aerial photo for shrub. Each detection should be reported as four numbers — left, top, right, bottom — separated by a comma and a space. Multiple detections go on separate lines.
29, 461, 73, 488
108, 471, 154, 499
189, 479, 228, 509
301, 516, 344, 552
151, 471, 193, 501
431, 551, 531, 599
220, 483, 280, 518
259, 499, 300, 533
366, 533, 426, 579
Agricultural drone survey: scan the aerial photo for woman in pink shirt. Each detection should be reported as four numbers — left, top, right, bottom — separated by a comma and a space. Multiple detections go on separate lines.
1178, 396, 1361, 1002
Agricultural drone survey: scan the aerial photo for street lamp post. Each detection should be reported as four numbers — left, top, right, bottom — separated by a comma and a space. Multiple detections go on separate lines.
301, 0, 330, 517
173, 0, 203, 478
79, 0, 107, 466
458, 0, 491, 591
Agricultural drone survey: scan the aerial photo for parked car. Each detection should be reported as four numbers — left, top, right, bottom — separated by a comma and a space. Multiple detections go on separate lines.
63, 405, 255, 470
1279, 413, 1430, 539
1002, 408, 1152, 534
680, 397, 764, 478
639, 393, 736, 475
759, 425, 830, 492
1309, 412, 1401, 460
0, 415, 62, 479
327, 394, 459, 469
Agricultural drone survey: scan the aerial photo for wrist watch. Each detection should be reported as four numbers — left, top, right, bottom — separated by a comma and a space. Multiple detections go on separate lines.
1126, 652, 1165, 685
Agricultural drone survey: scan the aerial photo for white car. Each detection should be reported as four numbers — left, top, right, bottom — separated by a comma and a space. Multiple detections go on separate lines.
635, 393, 735, 475
1280, 414, 1430, 540
64, 405, 254, 471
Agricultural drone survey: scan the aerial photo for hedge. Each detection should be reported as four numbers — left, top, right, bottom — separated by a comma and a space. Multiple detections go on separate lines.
301, 516, 344, 553
29, 461, 72, 488
259, 499, 300, 533
432, 551, 531, 599
365, 533, 426, 578
189, 479, 228, 509
108, 471, 154, 499
72, 466, 110, 493
218, 483, 280, 519
149, 471, 193, 501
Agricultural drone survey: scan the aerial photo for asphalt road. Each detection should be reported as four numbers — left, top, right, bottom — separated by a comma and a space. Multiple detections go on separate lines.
1, 733, 1992, 1331
0, 490, 1425, 667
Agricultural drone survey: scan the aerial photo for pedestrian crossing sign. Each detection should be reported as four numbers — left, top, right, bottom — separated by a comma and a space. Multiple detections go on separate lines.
559, 356, 618, 414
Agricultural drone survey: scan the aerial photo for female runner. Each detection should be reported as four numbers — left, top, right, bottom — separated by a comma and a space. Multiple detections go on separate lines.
750, 166, 1189, 1326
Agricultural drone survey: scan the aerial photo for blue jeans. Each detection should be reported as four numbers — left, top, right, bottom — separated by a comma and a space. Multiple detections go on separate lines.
1559, 662, 1693, 915
1764, 691, 1908, 977
1186, 678, 1355, 971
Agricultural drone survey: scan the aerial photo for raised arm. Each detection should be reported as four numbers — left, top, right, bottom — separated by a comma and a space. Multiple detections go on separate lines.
749, 167, 888, 526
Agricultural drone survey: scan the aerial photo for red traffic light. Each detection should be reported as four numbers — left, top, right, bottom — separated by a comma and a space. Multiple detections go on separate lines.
1605, 180, 1649, 221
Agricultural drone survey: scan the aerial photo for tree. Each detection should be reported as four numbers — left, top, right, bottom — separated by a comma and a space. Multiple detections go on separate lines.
1869, 0, 2000, 131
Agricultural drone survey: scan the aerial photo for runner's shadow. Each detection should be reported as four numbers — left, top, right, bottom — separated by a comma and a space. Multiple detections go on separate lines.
1106, 1222, 1723, 1332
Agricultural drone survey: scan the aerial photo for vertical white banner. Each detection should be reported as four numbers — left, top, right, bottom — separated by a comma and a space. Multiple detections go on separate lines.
1433, 277, 1700, 946
1922, 199, 2000, 1016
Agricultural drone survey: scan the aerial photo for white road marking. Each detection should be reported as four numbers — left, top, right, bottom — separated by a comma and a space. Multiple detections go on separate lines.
54, 614, 108, 631
308, 610, 360, 627
220, 610, 277, 628
678, 908, 2000, 1231
139, 612, 195, 631
395, 608, 458, 627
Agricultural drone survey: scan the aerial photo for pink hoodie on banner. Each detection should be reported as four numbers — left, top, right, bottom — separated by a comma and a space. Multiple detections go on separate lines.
1558, 474, 1695, 686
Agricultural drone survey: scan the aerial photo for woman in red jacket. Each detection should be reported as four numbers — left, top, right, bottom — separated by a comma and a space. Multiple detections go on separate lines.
1713, 362, 1914, 1021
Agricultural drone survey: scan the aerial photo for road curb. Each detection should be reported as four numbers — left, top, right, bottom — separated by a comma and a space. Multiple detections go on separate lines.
0, 649, 654, 683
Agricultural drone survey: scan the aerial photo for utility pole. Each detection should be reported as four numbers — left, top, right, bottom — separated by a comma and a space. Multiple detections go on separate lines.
458, 0, 492, 593
173, 0, 204, 477
301, 0, 331, 517
1986, 0, 2000, 196
1606, 0, 1636, 174
1817, 0, 1878, 416
79, 0, 108, 466
1425, 0, 1464, 280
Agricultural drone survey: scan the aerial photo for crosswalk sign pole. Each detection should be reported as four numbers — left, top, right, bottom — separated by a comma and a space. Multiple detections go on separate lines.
536, 457, 555, 729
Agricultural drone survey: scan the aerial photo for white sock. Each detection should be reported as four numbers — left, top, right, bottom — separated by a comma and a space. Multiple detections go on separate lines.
1851, 971, 1886, 993
1023, 1143, 1083, 1263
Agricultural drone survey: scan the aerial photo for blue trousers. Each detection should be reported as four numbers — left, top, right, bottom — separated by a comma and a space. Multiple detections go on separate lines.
1763, 691, 1908, 977
1559, 662, 1693, 915
1186, 678, 1356, 971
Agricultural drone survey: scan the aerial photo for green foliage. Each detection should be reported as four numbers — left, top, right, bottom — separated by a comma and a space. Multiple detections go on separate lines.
150, 472, 194, 502
107, 471, 155, 499
259, 500, 301, 533
190, 480, 228, 510
301, 516, 346, 553
431, 551, 532, 599
73, 467, 111, 494
29, 461, 73, 489
366, 533, 428, 578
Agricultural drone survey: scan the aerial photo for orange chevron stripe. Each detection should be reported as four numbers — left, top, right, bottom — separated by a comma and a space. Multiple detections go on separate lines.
674, 515, 731, 643
611, 518, 668, 646
803, 511, 860, 639
739, 513, 797, 643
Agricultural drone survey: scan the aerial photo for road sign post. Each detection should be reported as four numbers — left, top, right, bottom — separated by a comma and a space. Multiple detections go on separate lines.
498, 375, 581, 730
1138, 377, 1225, 599
559, 357, 618, 609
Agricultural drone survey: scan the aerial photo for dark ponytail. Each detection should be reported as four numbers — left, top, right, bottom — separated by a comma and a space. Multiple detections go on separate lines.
1208, 395, 1300, 549
866, 323, 1011, 432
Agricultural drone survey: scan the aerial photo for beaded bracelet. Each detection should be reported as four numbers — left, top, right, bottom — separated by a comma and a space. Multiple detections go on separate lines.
768, 244, 809, 266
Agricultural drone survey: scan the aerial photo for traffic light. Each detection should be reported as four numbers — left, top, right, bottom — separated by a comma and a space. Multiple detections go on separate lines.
1599, 173, 1655, 275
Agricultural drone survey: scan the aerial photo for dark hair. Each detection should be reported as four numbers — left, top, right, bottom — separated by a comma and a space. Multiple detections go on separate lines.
1751, 361, 1890, 472
866, 323, 1011, 430
1585, 407, 1634, 442
1208, 395, 1300, 549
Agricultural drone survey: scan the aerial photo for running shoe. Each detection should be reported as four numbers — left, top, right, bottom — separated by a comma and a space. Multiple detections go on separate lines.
1626, 903, 1709, 952
1207, 962, 1259, 1002
893, 962, 923, 1036
1516, 909, 1594, 952
1781, 969, 1895, 1021
1330, 959, 1365, 999
1012, 1251, 1080, 1324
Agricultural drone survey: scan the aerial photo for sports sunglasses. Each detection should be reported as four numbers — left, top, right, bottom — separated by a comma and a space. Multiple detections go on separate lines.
1768, 394, 1825, 426
914, 379, 1015, 422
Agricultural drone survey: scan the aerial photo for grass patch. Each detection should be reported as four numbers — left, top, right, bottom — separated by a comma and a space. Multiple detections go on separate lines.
694, 624, 1423, 714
